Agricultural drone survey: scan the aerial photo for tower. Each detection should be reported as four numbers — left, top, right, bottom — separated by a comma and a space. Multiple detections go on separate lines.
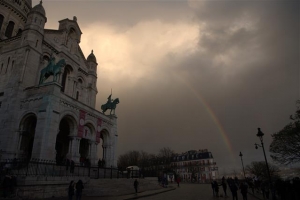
0, 0, 32, 40
87, 50, 98, 107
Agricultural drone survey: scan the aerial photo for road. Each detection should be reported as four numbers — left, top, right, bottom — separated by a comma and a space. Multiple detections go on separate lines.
79, 183, 259, 200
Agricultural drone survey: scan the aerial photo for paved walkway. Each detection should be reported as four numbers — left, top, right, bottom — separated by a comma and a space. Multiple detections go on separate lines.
47, 183, 263, 200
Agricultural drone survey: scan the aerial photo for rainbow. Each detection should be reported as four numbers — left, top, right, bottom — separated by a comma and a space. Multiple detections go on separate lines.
173, 73, 235, 161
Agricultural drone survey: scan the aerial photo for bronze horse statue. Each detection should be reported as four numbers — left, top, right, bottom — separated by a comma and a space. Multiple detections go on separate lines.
101, 98, 120, 115
39, 58, 66, 84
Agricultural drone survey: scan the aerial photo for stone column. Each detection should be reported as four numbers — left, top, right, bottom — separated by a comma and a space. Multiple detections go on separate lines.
72, 137, 81, 163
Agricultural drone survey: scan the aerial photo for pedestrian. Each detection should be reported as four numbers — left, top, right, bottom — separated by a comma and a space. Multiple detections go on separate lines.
68, 180, 75, 200
75, 179, 84, 200
214, 181, 220, 197
222, 179, 228, 197
2, 175, 11, 198
211, 181, 216, 196
176, 177, 180, 187
134, 179, 139, 194
230, 181, 238, 200
240, 182, 248, 200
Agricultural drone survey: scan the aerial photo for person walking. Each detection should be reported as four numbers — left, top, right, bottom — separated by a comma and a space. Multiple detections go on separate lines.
211, 181, 216, 196
75, 180, 84, 200
134, 179, 139, 194
214, 181, 220, 197
176, 177, 180, 187
240, 182, 248, 200
68, 180, 75, 200
230, 181, 238, 200
222, 179, 228, 197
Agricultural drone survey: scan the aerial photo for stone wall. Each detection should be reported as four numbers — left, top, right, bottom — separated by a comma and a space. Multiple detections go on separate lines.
15, 177, 160, 199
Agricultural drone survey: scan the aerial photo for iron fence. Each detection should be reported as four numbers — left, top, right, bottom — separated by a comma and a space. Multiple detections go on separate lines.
0, 159, 125, 179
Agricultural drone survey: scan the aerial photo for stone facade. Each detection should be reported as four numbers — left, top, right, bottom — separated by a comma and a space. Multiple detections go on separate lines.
171, 150, 219, 182
0, 0, 118, 167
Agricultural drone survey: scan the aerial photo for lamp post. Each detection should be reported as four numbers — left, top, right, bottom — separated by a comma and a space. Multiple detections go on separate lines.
239, 151, 246, 179
255, 128, 273, 199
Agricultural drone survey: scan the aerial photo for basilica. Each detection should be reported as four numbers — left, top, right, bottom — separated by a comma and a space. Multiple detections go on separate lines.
0, 0, 118, 167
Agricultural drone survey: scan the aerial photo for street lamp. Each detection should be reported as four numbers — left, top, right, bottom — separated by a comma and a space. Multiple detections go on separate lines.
255, 128, 273, 199
239, 151, 246, 179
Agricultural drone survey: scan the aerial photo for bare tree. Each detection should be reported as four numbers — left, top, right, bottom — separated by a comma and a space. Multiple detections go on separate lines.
117, 150, 140, 169
158, 147, 175, 165
245, 161, 280, 180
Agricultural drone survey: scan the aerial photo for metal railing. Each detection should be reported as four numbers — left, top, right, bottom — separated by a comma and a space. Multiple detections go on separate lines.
0, 159, 124, 179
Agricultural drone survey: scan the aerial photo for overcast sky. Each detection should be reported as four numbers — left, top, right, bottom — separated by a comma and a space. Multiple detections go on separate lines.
38, 0, 299, 173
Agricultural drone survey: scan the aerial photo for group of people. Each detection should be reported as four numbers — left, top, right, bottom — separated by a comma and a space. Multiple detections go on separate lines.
68, 180, 84, 200
211, 176, 248, 200
2, 174, 17, 198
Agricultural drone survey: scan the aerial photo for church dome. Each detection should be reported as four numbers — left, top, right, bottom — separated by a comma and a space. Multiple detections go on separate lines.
87, 50, 97, 63
31, 1, 46, 16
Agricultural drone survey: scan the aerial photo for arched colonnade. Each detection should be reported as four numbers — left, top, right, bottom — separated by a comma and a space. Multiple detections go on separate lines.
17, 112, 110, 166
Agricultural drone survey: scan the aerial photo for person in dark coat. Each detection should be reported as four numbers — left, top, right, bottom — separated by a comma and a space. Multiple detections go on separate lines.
214, 181, 220, 197
176, 177, 180, 187
230, 181, 239, 200
68, 180, 75, 200
134, 179, 139, 194
222, 179, 228, 197
75, 179, 84, 200
211, 181, 216, 196
240, 182, 248, 200
2, 175, 12, 198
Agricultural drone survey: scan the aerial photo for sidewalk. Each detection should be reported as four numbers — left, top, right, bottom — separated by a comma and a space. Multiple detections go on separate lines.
42, 186, 176, 200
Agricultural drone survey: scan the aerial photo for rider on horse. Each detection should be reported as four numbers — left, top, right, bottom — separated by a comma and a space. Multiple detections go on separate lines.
107, 94, 113, 106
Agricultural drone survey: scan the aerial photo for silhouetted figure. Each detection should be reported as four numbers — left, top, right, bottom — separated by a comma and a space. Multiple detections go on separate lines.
214, 181, 220, 197
76, 180, 84, 200
176, 177, 180, 187
229, 180, 238, 200
211, 181, 216, 196
2, 175, 11, 198
222, 179, 228, 197
240, 182, 248, 200
68, 180, 75, 200
134, 179, 139, 194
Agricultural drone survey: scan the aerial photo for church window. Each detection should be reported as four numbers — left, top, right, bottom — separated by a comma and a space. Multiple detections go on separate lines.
76, 91, 79, 100
0, 15, 4, 32
0, 102, 2, 108
5, 58, 10, 74
35, 40, 39, 47
5, 21, 15, 38
35, 17, 37, 23
11, 61, 14, 72
17, 29, 22, 35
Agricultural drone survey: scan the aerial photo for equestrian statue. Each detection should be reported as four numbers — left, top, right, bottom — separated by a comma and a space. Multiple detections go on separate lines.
39, 56, 66, 84
101, 94, 120, 115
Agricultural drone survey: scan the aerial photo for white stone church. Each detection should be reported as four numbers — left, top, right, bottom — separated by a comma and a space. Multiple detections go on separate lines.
0, 0, 118, 167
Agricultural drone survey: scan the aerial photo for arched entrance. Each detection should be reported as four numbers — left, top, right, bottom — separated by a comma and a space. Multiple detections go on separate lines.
19, 114, 37, 161
79, 138, 89, 165
100, 129, 109, 166
55, 118, 71, 165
